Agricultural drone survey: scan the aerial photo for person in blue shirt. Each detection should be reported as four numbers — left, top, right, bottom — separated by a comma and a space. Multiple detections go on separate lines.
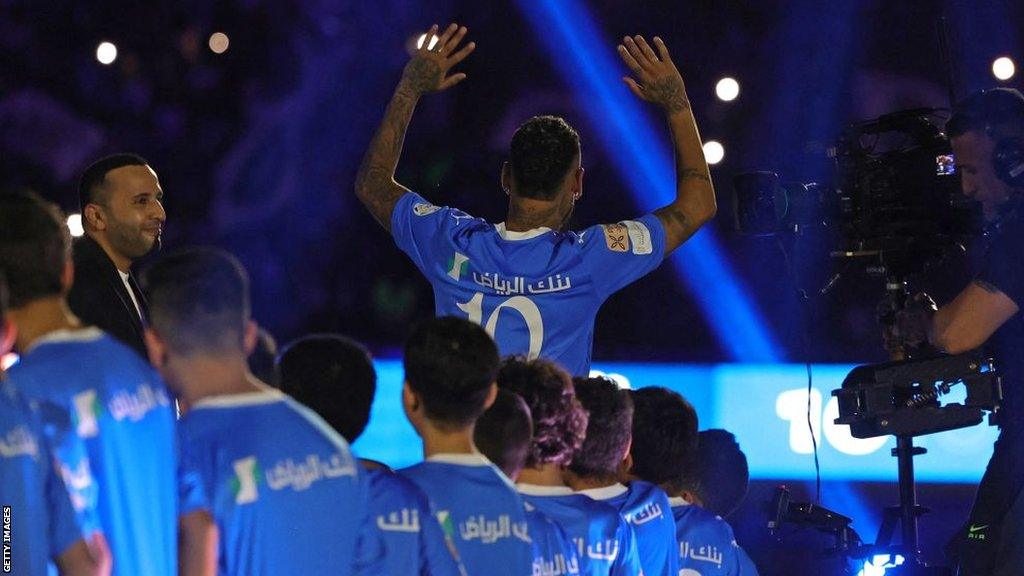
0, 190, 174, 576
142, 248, 383, 575
681, 430, 751, 521
568, 377, 677, 576
396, 316, 534, 575
0, 273, 107, 576
627, 387, 759, 575
277, 333, 466, 576
353, 23, 716, 376
491, 357, 643, 576
475, 387, 582, 576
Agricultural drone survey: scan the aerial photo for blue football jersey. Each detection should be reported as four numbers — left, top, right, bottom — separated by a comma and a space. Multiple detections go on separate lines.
0, 383, 83, 576
670, 499, 759, 576
392, 192, 666, 376
367, 467, 466, 576
178, 388, 382, 575
399, 454, 534, 576
524, 501, 581, 576
518, 484, 643, 576
7, 328, 176, 576
579, 482, 677, 576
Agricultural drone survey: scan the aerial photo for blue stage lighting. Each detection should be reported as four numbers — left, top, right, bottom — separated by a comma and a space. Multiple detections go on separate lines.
514, 0, 782, 361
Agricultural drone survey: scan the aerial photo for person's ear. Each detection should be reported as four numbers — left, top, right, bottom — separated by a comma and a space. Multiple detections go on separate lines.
83, 203, 106, 231
402, 381, 421, 414
242, 321, 258, 355
482, 382, 498, 410
573, 166, 584, 201
60, 259, 74, 294
144, 328, 168, 369
501, 162, 512, 195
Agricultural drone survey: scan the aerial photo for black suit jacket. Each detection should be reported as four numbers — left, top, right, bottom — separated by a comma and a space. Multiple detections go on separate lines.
67, 235, 149, 359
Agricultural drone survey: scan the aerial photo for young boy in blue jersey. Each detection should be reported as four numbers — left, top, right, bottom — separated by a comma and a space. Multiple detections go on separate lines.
0, 190, 175, 576
143, 249, 382, 575
569, 377, 678, 576
627, 387, 759, 575
684, 430, 750, 520
493, 358, 643, 576
277, 333, 466, 576
397, 316, 534, 575
0, 271, 107, 576
475, 387, 582, 576
354, 24, 716, 376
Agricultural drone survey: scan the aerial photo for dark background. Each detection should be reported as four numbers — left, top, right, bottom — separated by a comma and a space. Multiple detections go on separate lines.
2, 1, 1021, 572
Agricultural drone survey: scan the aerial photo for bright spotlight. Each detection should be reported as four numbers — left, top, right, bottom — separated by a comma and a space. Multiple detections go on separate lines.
416, 33, 440, 50
715, 77, 740, 102
209, 32, 230, 54
96, 41, 118, 65
67, 214, 84, 238
993, 57, 1016, 81
1, 353, 18, 371
703, 140, 725, 165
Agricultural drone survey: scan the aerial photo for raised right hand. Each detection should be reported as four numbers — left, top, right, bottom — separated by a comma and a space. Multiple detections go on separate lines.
398, 23, 476, 97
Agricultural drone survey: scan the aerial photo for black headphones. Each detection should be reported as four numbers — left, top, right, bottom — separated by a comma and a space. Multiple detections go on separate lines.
972, 88, 1024, 188
993, 134, 1024, 187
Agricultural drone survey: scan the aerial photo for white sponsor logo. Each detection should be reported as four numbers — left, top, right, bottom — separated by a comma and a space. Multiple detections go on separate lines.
233, 457, 260, 504
0, 426, 38, 459
73, 390, 99, 438
448, 252, 470, 281
680, 541, 724, 567
413, 203, 442, 216
377, 508, 421, 533
108, 383, 170, 423
459, 514, 530, 544
265, 453, 357, 492
622, 220, 653, 255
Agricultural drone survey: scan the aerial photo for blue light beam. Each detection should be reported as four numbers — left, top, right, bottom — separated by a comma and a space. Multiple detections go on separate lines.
515, 0, 783, 361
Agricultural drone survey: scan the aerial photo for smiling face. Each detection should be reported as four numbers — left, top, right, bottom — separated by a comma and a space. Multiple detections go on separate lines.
952, 130, 1016, 222
86, 164, 166, 263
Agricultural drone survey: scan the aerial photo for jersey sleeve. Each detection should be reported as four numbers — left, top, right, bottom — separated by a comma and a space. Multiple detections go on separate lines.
579, 214, 667, 300
353, 470, 388, 576
611, 519, 645, 576
177, 426, 211, 516
977, 221, 1024, 307
41, 420, 87, 557
391, 192, 471, 276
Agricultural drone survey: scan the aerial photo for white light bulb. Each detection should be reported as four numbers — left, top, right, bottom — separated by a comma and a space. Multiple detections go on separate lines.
96, 42, 118, 65
703, 141, 725, 165
715, 77, 740, 102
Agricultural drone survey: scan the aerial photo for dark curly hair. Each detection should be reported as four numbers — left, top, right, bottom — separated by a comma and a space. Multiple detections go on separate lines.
569, 376, 633, 479
497, 356, 588, 468
629, 386, 699, 489
510, 116, 581, 200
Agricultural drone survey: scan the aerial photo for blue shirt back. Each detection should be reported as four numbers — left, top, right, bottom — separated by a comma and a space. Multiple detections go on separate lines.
178, 388, 382, 576
0, 383, 83, 576
392, 192, 666, 376
524, 502, 581, 576
518, 484, 643, 576
580, 482, 677, 576
670, 500, 759, 576
367, 466, 465, 576
399, 454, 534, 576
7, 328, 176, 576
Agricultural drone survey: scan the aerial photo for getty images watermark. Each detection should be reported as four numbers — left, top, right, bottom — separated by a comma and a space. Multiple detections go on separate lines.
3, 505, 11, 573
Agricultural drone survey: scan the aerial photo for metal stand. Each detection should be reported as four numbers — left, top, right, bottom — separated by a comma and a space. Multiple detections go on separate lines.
873, 436, 930, 566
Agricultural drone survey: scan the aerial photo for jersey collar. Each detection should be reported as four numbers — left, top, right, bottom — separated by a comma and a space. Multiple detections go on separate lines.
190, 387, 285, 410
517, 483, 576, 496
576, 483, 629, 500
24, 326, 104, 354
495, 222, 552, 241
668, 496, 691, 507
426, 452, 493, 467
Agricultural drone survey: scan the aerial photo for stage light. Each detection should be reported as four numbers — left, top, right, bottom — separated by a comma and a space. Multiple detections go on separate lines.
209, 32, 230, 54
67, 214, 84, 238
993, 56, 1016, 81
857, 554, 905, 576
0, 353, 17, 371
715, 77, 740, 102
416, 33, 440, 51
96, 42, 118, 65
703, 140, 725, 165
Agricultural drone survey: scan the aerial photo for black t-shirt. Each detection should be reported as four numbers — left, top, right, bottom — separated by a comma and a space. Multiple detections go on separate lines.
976, 214, 1024, 430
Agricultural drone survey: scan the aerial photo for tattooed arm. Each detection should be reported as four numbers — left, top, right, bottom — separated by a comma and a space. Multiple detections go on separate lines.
354, 23, 475, 232
617, 35, 717, 255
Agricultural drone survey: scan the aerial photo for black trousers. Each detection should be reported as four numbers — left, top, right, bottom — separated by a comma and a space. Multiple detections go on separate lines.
956, 427, 1024, 575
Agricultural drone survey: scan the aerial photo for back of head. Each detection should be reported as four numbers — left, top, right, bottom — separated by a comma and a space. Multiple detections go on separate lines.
0, 189, 71, 308
629, 386, 698, 490
403, 316, 499, 429
78, 153, 149, 213
693, 429, 749, 518
497, 356, 588, 468
569, 376, 633, 480
278, 334, 376, 443
510, 116, 580, 200
474, 389, 533, 479
141, 247, 250, 357
947, 88, 1024, 139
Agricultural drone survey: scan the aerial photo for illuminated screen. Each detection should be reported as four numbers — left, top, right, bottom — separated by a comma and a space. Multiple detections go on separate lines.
352, 361, 996, 483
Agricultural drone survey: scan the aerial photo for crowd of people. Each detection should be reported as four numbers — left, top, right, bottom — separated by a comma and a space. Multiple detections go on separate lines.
2, 22, 1023, 576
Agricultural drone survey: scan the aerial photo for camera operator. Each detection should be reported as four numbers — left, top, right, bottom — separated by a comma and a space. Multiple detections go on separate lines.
894, 88, 1024, 576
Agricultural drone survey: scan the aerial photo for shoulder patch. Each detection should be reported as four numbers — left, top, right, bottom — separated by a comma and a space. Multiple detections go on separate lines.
602, 224, 630, 252
621, 220, 653, 255
413, 203, 442, 216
